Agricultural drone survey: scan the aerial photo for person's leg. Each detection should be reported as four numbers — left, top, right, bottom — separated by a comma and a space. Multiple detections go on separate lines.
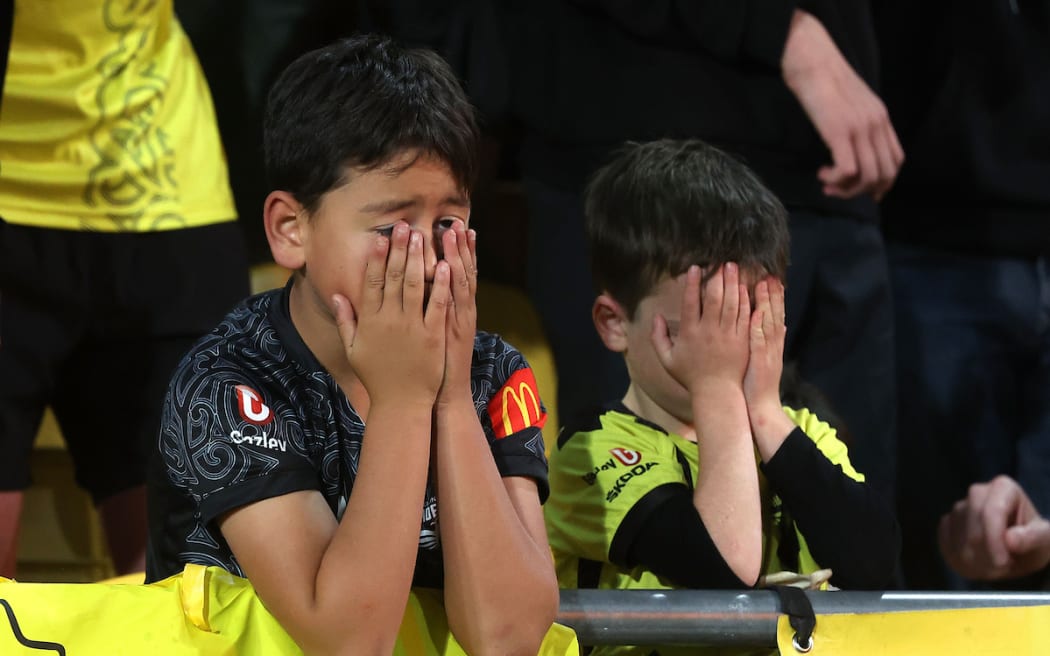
54, 223, 249, 575
785, 212, 897, 503
0, 221, 83, 578
890, 243, 1033, 589
522, 177, 629, 425
0, 491, 23, 577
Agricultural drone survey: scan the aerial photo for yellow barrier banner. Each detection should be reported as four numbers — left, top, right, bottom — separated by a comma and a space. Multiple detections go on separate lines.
777, 606, 1050, 655
0, 564, 579, 655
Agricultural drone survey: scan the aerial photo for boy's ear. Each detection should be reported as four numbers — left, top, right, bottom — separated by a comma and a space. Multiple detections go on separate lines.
264, 191, 306, 270
593, 293, 629, 353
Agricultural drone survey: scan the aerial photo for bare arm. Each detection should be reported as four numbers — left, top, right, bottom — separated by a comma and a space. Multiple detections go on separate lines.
652, 263, 763, 585
433, 221, 558, 655
221, 225, 451, 655
781, 9, 904, 200
219, 403, 431, 655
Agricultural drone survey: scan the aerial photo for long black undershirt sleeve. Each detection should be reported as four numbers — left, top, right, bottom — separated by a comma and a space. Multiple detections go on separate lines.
621, 485, 753, 590
761, 427, 900, 589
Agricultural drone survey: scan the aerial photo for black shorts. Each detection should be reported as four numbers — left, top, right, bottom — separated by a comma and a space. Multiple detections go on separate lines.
0, 220, 250, 502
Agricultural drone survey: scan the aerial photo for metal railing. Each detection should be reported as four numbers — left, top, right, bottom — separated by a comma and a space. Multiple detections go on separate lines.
556, 589, 1050, 647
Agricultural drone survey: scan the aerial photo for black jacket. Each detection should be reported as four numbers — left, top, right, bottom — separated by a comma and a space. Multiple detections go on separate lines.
503, 0, 881, 222
875, 0, 1050, 256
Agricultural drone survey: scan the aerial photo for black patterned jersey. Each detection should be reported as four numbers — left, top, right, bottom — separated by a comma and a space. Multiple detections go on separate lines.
145, 283, 549, 585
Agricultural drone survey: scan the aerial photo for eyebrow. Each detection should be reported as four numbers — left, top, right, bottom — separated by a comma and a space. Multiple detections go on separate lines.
359, 194, 470, 215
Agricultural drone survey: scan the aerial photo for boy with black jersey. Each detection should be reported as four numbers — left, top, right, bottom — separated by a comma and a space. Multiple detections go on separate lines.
544, 139, 899, 655
145, 35, 558, 655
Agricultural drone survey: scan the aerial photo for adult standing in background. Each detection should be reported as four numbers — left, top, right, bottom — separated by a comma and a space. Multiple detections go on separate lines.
0, 0, 248, 577
875, 0, 1050, 590
501, 0, 903, 502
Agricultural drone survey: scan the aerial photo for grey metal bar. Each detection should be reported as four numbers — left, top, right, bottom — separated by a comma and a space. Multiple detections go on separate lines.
556, 589, 1050, 646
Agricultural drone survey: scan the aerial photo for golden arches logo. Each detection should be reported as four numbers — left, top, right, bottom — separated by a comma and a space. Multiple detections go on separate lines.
487, 368, 547, 438
501, 382, 541, 437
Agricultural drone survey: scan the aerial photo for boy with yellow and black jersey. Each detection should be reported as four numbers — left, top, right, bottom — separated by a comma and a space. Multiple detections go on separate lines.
543, 139, 899, 655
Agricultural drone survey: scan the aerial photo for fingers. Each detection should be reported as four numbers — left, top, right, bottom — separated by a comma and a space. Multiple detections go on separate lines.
749, 279, 770, 351
650, 313, 674, 369
402, 230, 425, 311
720, 262, 740, 327
817, 130, 858, 195
1006, 518, 1050, 557
681, 265, 702, 326
361, 233, 391, 313
769, 278, 786, 328
701, 264, 724, 322
974, 482, 1011, 568
467, 227, 478, 296
331, 293, 357, 353
871, 124, 900, 201
737, 279, 750, 336
443, 221, 473, 309
385, 222, 410, 304
425, 260, 452, 328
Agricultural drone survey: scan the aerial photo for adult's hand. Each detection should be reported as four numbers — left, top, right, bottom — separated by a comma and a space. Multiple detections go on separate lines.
781, 9, 904, 200
939, 475, 1050, 581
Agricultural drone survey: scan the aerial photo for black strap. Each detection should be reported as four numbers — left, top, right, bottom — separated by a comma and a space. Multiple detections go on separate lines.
769, 585, 816, 653
776, 506, 801, 574
577, 557, 603, 589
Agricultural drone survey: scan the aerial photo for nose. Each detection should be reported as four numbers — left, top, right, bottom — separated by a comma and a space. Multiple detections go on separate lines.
421, 226, 444, 282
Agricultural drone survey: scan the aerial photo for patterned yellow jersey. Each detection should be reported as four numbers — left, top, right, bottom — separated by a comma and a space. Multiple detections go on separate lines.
0, 0, 235, 231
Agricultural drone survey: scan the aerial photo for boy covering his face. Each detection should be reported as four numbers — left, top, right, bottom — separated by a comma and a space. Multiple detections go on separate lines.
544, 139, 899, 655
146, 35, 558, 655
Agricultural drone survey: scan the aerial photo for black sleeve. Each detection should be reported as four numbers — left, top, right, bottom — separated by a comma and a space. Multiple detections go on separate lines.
567, 0, 796, 69
490, 425, 550, 503
761, 428, 901, 589
619, 484, 753, 590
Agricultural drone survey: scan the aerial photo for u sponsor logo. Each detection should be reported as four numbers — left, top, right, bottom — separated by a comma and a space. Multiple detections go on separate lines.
234, 385, 273, 426
610, 447, 642, 466
487, 368, 547, 438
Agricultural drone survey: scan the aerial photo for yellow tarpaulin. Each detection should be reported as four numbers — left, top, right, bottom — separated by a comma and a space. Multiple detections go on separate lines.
777, 606, 1050, 655
0, 564, 579, 655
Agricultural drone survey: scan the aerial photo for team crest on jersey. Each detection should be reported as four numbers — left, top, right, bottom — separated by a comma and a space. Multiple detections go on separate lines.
234, 385, 274, 426
610, 447, 642, 466
487, 368, 547, 438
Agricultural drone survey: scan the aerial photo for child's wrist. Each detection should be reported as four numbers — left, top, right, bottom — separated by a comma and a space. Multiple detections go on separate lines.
749, 405, 796, 460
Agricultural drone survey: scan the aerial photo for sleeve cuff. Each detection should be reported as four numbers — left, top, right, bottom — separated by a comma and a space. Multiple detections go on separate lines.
198, 468, 320, 527
741, 0, 797, 69
490, 426, 550, 502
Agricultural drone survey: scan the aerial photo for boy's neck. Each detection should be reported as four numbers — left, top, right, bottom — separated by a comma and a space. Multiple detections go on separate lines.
287, 280, 369, 413
621, 383, 698, 443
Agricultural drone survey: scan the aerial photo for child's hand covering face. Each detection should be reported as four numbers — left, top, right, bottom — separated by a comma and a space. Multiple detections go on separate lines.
743, 276, 787, 413
651, 263, 751, 393
331, 221, 452, 405
436, 218, 479, 406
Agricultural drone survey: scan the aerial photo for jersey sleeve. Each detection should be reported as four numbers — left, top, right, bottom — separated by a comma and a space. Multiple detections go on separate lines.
784, 406, 864, 481
546, 417, 691, 567
159, 356, 319, 527
476, 334, 551, 500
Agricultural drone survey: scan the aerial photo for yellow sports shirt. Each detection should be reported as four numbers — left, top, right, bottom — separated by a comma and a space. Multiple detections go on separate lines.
0, 0, 235, 231
545, 405, 864, 656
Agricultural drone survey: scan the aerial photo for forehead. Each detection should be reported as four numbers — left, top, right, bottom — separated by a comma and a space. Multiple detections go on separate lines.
322, 151, 468, 209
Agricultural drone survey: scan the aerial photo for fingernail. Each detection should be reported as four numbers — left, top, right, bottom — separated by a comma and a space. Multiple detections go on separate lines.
410, 231, 421, 248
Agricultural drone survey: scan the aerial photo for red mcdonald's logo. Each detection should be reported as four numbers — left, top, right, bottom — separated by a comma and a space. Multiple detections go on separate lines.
487, 368, 547, 438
